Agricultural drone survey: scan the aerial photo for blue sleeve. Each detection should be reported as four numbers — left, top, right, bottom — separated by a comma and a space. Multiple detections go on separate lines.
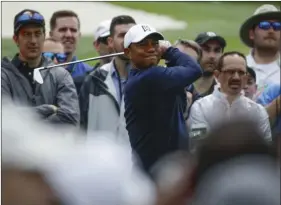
257, 84, 281, 105
145, 47, 202, 91
83, 62, 94, 73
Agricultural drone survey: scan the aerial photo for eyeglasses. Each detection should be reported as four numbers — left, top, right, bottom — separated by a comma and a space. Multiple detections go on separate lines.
258, 21, 281, 31
16, 12, 44, 25
43, 52, 67, 63
221, 70, 247, 76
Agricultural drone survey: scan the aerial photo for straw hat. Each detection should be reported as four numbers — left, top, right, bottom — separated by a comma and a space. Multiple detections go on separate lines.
240, 4, 281, 47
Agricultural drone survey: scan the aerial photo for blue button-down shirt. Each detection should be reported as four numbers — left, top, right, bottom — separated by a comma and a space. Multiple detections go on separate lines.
111, 62, 131, 105
66, 56, 93, 77
256, 83, 281, 134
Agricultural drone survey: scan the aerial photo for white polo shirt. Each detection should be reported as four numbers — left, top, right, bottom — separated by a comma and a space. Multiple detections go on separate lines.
246, 52, 280, 97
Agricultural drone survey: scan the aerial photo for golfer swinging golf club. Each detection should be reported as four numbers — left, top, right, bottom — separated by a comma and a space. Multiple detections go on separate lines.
123, 24, 202, 171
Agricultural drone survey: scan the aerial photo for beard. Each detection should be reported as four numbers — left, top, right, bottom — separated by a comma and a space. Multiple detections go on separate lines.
118, 54, 129, 61
113, 44, 129, 61
201, 62, 215, 77
255, 37, 280, 51
202, 70, 214, 77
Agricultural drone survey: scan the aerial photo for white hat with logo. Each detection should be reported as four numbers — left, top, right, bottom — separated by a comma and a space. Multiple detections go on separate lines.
124, 24, 164, 48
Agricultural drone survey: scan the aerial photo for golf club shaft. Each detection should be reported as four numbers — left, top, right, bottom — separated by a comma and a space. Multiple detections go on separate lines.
41, 52, 124, 69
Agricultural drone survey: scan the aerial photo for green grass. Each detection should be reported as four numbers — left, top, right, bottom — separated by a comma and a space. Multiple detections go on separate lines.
2, 2, 280, 65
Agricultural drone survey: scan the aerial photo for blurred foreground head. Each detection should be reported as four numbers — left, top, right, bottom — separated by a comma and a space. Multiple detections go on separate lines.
191, 119, 279, 205
194, 118, 276, 181
150, 151, 196, 205
2, 103, 156, 205
192, 155, 280, 205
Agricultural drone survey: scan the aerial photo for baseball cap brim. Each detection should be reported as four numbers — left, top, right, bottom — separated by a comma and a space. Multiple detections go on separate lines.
15, 20, 44, 34
126, 32, 164, 48
197, 36, 226, 48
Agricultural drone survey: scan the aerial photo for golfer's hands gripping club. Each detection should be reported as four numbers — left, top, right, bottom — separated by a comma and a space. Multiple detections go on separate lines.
158, 40, 172, 59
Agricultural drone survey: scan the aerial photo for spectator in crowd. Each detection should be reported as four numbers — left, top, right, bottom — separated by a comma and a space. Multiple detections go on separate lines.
79, 15, 136, 145
43, 37, 67, 64
174, 39, 202, 61
1, 9, 80, 127
186, 32, 226, 107
123, 24, 202, 171
174, 39, 202, 118
240, 4, 281, 96
243, 66, 257, 100
92, 19, 114, 69
188, 51, 272, 141
49, 10, 93, 93
257, 83, 281, 137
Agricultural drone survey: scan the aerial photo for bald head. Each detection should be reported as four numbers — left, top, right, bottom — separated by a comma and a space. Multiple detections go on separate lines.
43, 38, 64, 54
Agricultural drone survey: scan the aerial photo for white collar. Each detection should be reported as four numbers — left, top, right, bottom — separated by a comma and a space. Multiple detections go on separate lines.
212, 86, 243, 105
247, 49, 280, 67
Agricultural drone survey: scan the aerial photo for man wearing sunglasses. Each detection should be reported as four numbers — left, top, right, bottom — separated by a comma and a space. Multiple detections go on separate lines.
43, 37, 67, 64
188, 51, 272, 145
240, 4, 281, 98
1, 9, 80, 127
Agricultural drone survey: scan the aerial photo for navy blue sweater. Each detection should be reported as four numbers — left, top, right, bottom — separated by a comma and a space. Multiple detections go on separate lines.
124, 47, 202, 171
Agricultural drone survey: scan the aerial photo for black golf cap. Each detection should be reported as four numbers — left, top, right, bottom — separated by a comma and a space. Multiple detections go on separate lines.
14, 9, 45, 35
195, 32, 226, 48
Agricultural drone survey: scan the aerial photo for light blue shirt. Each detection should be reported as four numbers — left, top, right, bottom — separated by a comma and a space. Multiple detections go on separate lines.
111, 61, 130, 105
256, 83, 281, 134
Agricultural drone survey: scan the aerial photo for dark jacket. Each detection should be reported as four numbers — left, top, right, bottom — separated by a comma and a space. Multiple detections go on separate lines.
1, 56, 80, 126
79, 61, 129, 145
124, 47, 202, 171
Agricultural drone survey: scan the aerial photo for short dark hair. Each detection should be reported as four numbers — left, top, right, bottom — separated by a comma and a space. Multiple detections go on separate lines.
109, 15, 136, 36
50, 10, 80, 31
217, 51, 246, 71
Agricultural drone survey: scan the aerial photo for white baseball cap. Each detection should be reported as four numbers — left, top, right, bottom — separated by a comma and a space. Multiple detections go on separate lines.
124, 24, 164, 48
94, 19, 111, 41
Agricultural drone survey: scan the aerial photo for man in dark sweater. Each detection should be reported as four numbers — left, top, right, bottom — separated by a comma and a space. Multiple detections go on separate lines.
123, 24, 202, 171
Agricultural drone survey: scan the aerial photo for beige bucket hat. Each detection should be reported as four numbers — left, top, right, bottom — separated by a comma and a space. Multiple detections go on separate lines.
240, 4, 281, 47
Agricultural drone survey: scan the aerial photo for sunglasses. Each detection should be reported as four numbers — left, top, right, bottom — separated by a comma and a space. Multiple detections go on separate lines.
43, 52, 67, 63
258, 21, 281, 31
16, 12, 44, 25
